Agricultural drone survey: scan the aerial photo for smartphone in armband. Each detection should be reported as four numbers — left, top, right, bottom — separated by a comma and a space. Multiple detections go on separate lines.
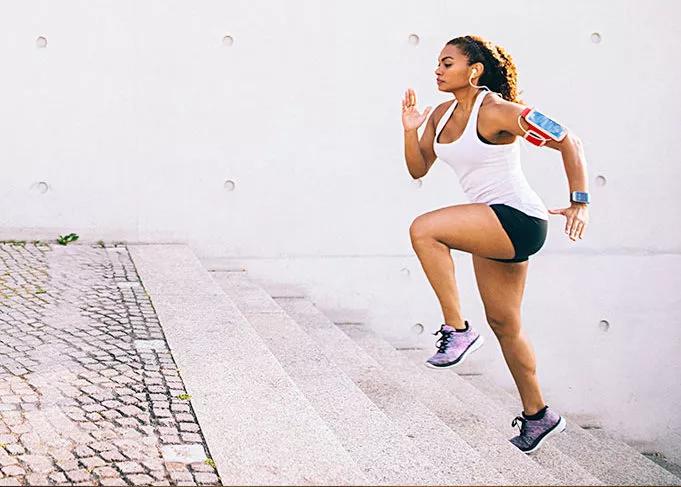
520, 107, 568, 146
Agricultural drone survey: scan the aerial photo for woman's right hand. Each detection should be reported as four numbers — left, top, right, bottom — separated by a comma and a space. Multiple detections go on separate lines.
402, 88, 431, 132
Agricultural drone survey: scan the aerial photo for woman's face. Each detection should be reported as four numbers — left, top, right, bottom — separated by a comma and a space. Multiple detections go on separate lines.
435, 44, 472, 91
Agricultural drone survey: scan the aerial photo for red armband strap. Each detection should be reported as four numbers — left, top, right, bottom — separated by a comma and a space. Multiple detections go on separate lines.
520, 107, 551, 147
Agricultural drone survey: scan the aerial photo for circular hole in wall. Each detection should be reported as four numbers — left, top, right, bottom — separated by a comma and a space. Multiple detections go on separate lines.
598, 320, 610, 332
222, 35, 234, 47
408, 34, 420, 46
595, 175, 607, 187
36, 36, 48, 48
400, 267, 411, 277
223, 180, 236, 191
411, 323, 424, 335
31, 181, 50, 194
590, 32, 602, 44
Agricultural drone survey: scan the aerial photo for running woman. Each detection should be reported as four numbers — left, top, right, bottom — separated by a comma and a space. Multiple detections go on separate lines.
401, 35, 590, 454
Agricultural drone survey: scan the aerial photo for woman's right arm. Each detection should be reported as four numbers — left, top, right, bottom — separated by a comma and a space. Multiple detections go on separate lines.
402, 88, 440, 179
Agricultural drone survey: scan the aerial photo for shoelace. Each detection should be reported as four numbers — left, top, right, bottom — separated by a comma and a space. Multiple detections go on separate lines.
432, 326, 453, 354
511, 416, 527, 435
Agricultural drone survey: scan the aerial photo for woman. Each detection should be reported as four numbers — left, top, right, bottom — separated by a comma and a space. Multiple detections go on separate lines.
401, 35, 589, 454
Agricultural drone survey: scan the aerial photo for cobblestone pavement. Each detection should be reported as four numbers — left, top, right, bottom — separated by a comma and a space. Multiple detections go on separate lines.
0, 242, 221, 486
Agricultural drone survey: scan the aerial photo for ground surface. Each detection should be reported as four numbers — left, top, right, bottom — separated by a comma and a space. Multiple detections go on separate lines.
0, 243, 220, 486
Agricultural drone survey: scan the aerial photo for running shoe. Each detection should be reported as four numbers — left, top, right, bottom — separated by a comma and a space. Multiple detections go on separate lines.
425, 322, 484, 368
510, 406, 567, 454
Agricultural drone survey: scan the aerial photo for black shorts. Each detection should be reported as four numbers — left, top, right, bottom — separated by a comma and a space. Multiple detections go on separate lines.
488, 204, 548, 263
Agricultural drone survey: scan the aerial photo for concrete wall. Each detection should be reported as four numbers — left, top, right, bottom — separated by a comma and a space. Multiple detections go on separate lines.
2, 0, 680, 461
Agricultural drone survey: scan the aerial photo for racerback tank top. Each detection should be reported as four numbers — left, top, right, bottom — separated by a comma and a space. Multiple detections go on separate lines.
433, 90, 548, 220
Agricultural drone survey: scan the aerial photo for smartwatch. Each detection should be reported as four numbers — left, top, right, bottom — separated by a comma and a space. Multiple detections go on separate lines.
570, 191, 590, 204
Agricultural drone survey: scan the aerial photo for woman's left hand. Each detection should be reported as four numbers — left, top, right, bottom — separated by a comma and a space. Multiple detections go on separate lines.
548, 203, 589, 241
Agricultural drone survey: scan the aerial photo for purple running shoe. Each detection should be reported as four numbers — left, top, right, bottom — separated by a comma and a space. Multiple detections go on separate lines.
510, 406, 567, 454
425, 322, 484, 368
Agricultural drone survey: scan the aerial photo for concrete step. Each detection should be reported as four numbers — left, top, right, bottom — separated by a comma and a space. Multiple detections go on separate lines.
641, 452, 681, 480
274, 296, 509, 486
345, 323, 602, 485
128, 245, 367, 485
211, 270, 451, 485
407, 349, 681, 486
335, 322, 561, 485
590, 429, 681, 485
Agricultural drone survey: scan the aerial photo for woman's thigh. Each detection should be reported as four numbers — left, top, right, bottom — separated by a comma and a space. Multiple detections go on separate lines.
410, 203, 515, 260
472, 254, 528, 333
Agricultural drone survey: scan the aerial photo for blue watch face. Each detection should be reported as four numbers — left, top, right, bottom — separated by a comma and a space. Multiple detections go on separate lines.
573, 192, 589, 203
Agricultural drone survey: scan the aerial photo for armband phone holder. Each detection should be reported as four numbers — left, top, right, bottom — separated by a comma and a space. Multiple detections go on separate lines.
518, 107, 568, 147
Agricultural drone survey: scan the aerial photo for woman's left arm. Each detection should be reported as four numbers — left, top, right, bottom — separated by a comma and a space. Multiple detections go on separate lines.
494, 99, 590, 241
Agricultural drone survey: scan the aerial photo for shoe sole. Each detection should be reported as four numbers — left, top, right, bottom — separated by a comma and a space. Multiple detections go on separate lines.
424, 335, 485, 369
522, 416, 567, 454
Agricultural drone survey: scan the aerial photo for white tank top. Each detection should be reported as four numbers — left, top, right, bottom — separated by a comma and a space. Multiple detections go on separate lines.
433, 90, 549, 220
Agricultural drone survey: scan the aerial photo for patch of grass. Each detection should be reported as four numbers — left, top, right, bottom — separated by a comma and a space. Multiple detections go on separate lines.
176, 393, 192, 401
35, 288, 47, 295
204, 458, 216, 469
96, 240, 105, 248
57, 233, 79, 245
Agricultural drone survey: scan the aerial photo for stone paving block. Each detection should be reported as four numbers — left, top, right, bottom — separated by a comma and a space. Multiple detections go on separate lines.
127, 474, 155, 485
79, 456, 106, 469
25, 473, 49, 485
180, 433, 202, 443
89, 441, 117, 453
178, 423, 199, 433
170, 470, 194, 482
17, 454, 53, 474
56, 459, 79, 471
150, 470, 169, 481
99, 479, 128, 486
1, 466, 24, 476
194, 472, 220, 485
3, 446, 23, 456
92, 466, 118, 478
116, 461, 144, 474
0, 477, 22, 486
188, 462, 214, 473
74, 446, 96, 458
0, 243, 221, 486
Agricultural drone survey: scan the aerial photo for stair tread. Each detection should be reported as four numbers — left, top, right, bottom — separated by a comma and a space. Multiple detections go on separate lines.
129, 246, 366, 485
455, 367, 681, 486
275, 296, 509, 486
213, 271, 450, 485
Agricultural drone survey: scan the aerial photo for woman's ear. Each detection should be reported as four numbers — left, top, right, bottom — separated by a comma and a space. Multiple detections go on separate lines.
471, 62, 484, 78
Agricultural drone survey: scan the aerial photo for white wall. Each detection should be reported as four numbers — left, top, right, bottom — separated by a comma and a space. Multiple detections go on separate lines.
2, 0, 680, 461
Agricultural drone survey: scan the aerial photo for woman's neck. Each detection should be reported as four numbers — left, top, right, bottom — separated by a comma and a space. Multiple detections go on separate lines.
452, 87, 483, 112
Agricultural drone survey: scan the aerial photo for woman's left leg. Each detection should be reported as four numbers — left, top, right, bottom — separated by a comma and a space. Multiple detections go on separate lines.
471, 254, 546, 415
409, 203, 516, 329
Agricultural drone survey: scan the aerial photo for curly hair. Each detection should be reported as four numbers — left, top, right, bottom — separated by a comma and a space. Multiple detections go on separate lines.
447, 35, 520, 103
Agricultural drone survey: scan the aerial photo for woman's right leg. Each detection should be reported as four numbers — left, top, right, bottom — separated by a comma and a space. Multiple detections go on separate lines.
471, 254, 546, 415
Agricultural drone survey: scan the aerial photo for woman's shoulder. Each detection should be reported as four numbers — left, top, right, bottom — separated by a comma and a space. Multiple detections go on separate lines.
479, 92, 526, 122
481, 92, 523, 110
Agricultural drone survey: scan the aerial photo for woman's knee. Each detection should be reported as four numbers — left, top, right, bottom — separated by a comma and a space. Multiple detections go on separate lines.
409, 215, 432, 246
485, 313, 521, 338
